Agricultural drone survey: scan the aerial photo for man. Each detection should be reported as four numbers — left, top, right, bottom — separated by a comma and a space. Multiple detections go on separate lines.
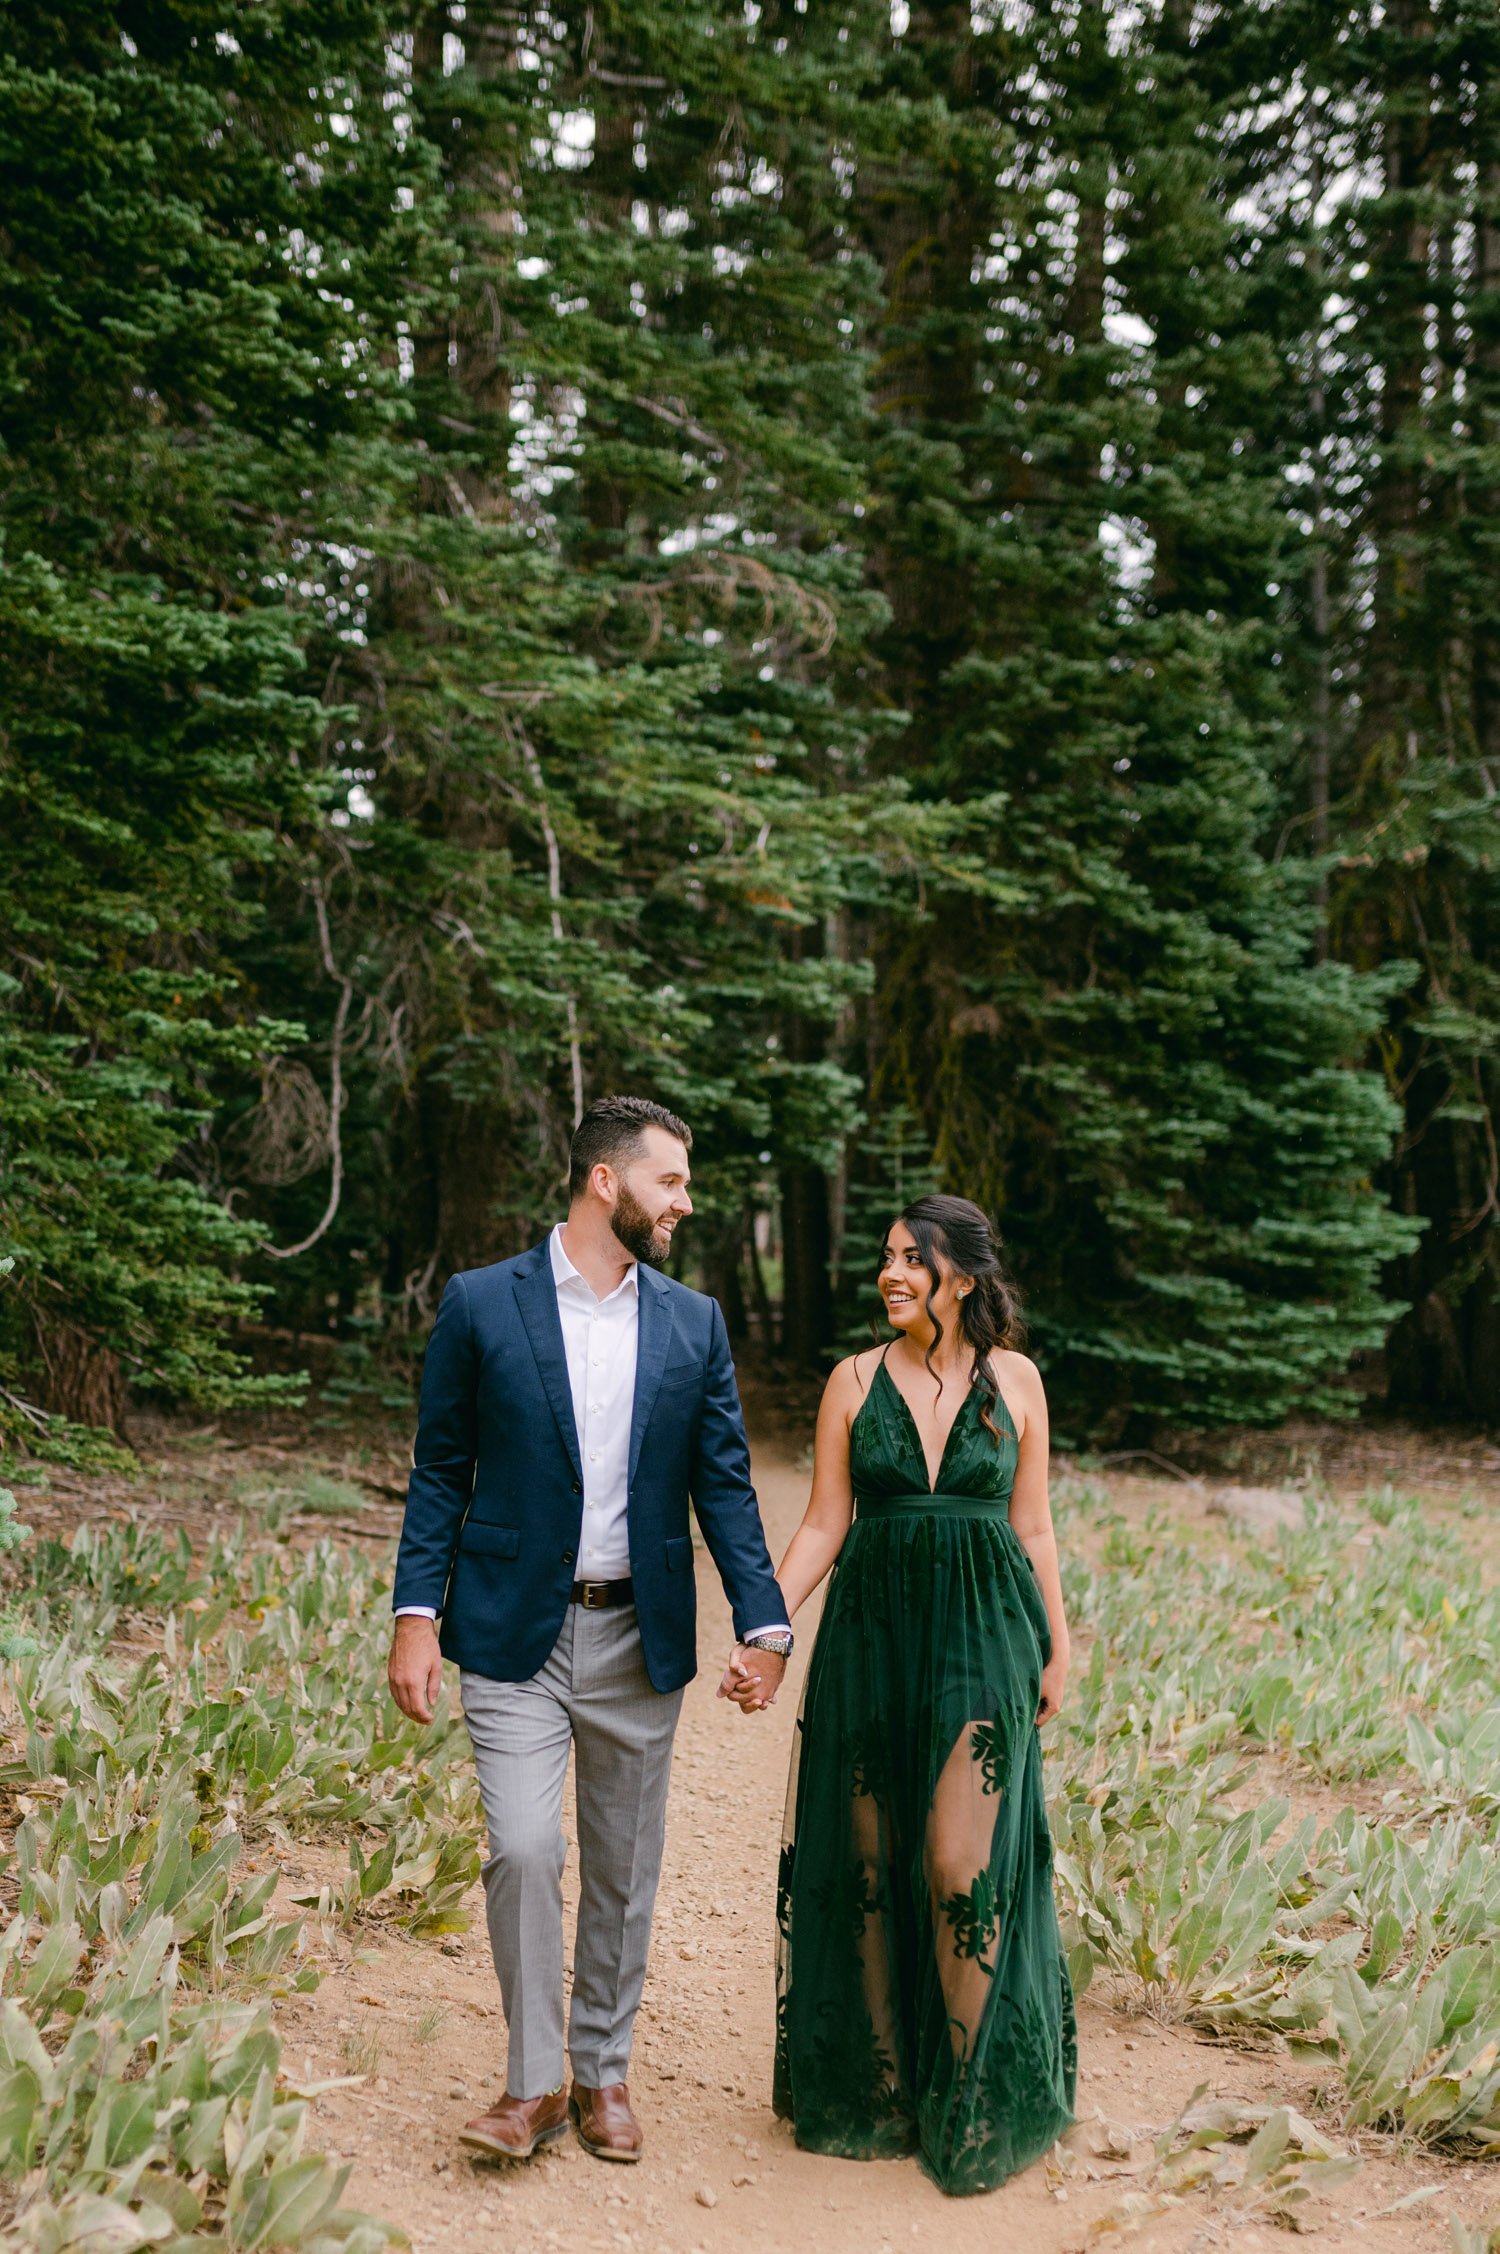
388, 1094, 792, 2165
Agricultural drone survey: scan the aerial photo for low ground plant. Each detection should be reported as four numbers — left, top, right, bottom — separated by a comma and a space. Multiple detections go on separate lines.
1064, 2090, 1361, 2237
1051, 1483, 1500, 2148
4, 1465, 1499, 2246
1054, 1790, 1355, 2032
0, 1511, 486, 2245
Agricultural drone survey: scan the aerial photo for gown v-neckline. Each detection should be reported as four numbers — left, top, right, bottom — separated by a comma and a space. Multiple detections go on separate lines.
874, 1357, 974, 1495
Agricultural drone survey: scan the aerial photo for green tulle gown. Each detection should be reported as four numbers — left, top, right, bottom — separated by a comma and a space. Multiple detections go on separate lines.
773, 1357, 1077, 2195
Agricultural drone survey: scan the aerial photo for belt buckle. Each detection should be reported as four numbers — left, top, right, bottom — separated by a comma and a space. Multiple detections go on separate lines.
579, 1580, 610, 1610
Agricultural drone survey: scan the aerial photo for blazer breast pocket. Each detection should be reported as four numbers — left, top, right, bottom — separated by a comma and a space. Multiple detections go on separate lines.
658, 1362, 704, 1392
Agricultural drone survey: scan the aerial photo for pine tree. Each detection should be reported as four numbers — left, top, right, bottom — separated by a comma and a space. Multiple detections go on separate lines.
263, 0, 909, 1342
802, 0, 1421, 1432
1224, 0, 1500, 1418
3, 0, 1471, 1445
0, 4, 436, 1432
1317, 2, 1500, 1417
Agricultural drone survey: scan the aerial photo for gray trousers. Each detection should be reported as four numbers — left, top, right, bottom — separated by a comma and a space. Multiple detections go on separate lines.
461, 1605, 684, 2098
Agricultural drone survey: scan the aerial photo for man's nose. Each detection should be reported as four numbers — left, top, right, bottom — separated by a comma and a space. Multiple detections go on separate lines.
674, 1191, 693, 1215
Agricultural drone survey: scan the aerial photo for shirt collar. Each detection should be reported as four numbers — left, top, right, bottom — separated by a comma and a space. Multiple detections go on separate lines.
550, 1222, 639, 1303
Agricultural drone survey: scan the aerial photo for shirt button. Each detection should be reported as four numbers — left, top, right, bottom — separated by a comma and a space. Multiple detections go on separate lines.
589, 1450, 600, 1462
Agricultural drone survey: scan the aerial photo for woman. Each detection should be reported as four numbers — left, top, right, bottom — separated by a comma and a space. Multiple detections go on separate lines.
724, 1195, 1076, 2195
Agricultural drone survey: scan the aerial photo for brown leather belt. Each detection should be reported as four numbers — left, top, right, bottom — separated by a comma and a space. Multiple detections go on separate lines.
570, 1577, 634, 1610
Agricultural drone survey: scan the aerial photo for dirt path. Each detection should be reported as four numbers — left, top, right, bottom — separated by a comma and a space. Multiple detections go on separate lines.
268, 1439, 1499, 2254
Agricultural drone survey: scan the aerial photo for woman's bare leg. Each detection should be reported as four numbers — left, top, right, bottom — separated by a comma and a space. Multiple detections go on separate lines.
924, 1720, 1005, 2059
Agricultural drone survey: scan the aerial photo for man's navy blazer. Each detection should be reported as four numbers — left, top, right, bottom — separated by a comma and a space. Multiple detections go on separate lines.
391, 1239, 786, 1694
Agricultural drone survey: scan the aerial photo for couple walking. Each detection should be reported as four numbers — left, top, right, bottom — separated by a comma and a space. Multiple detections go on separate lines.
388, 1095, 1076, 2197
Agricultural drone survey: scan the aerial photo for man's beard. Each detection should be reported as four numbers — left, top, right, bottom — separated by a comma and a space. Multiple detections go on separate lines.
611, 1185, 672, 1268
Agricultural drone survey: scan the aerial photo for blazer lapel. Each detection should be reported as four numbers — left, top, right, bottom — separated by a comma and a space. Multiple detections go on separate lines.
629, 1266, 674, 1485
514, 1244, 583, 1483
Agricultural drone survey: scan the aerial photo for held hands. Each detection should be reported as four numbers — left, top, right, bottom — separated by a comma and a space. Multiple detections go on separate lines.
716, 1643, 786, 1714
389, 1615, 443, 1725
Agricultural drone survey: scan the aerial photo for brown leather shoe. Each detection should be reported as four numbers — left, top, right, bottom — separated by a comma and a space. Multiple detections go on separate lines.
458, 2085, 568, 2161
569, 2079, 643, 2162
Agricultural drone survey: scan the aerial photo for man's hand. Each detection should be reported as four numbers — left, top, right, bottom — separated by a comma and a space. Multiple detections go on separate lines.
389, 1615, 443, 1725
716, 1642, 786, 1713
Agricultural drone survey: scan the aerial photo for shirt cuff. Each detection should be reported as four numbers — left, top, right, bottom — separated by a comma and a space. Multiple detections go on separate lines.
741, 1624, 792, 1641
394, 1605, 439, 1619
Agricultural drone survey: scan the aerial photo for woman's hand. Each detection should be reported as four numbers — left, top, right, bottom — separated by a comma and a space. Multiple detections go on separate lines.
1036, 1649, 1068, 1727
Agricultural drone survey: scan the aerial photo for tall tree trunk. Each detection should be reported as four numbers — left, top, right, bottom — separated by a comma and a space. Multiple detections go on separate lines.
778, 922, 834, 1367
864, 1, 983, 693
396, 2, 565, 1277
779, 1163, 834, 1368
702, 1215, 751, 1349
1307, 160, 1334, 954
30, 1316, 129, 1435
1366, 0, 1433, 729
1473, 158, 1500, 776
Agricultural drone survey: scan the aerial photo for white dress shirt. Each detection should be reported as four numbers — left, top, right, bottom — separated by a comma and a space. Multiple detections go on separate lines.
551, 1221, 638, 1579
396, 1225, 788, 1638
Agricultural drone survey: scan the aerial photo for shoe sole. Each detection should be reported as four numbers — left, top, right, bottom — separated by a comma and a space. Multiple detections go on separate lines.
569, 2102, 643, 2163
459, 2118, 568, 2162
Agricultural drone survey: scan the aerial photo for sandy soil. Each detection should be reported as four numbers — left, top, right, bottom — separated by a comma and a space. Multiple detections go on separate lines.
240, 1437, 1500, 2254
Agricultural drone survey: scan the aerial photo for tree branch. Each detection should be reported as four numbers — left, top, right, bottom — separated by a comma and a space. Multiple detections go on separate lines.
507, 722, 585, 1127
260, 881, 351, 1260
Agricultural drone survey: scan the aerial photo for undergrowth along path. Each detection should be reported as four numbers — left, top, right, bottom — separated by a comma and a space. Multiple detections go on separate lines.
1, 1429, 1499, 2250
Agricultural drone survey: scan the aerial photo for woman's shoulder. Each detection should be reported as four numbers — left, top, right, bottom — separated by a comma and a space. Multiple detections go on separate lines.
986, 1347, 1045, 1436
989, 1345, 1042, 1388
810, 1351, 880, 1444
826, 1347, 884, 1402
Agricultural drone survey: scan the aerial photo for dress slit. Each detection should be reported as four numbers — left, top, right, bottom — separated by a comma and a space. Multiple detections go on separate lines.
927, 1720, 1006, 2059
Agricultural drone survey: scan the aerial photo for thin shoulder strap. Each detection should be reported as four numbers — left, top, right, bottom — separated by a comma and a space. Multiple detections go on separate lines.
852, 1341, 894, 1398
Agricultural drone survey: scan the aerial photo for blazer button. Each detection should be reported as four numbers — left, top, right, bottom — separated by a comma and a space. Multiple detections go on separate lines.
571, 1480, 582, 1495
562, 1550, 575, 1567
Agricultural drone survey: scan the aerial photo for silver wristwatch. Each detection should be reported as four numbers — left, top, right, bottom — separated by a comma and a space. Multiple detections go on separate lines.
743, 1630, 794, 1659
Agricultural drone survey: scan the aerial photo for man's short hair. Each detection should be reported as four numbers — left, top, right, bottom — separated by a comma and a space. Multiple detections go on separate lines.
568, 1094, 693, 1199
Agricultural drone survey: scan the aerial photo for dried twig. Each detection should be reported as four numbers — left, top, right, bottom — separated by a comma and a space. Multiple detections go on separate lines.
1097, 1449, 1200, 1483
0, 1386, 50, 1432
506, 721, 585, 1126
628, 392, 737, 458
261, 882, 352, 1261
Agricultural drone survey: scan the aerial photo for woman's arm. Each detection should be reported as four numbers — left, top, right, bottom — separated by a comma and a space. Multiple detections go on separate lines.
1000, 1352, 1070, 1722
718, 1355, 863, 1709
772, 1356, 862, 1618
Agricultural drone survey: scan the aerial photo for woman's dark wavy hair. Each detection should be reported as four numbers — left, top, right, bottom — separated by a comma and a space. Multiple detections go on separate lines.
889, 1195, 1025, 1442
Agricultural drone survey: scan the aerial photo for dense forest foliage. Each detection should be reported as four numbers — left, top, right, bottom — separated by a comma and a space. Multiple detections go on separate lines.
2, 1, 1495, 1445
